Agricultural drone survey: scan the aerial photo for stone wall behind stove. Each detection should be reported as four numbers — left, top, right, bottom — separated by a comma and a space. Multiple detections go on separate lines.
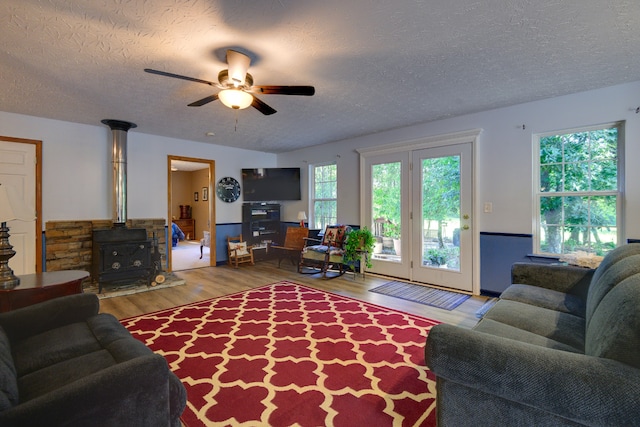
45, 219, 167, 279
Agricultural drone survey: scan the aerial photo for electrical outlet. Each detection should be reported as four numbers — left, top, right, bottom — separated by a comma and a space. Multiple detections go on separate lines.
484, 202, 493, 213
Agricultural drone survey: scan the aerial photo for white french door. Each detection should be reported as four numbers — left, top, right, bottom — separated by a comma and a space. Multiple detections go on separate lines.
360, 132, 476, 292
362, 152, 411, 279
411, 144, 472, 291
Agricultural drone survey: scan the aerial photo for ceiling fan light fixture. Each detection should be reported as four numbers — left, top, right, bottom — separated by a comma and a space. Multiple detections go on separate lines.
218, 89, 253, 110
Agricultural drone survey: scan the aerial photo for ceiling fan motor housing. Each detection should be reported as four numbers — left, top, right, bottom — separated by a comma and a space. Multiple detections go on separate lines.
218, 70, 253, 89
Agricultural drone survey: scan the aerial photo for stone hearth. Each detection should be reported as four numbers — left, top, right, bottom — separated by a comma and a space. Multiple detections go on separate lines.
45, 219, 167, 281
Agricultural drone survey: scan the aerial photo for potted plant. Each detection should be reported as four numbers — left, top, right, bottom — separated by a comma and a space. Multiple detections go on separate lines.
343, 227, 376, 270
427, 247, 448, 267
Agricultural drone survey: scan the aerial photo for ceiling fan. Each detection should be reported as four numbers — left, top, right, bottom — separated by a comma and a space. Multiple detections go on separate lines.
144, 49, 315, 115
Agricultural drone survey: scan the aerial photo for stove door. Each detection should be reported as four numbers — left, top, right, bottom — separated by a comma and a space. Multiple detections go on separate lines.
98, 241, 151, 283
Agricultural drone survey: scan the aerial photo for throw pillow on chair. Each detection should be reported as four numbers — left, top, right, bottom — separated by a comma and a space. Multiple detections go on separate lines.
229, 241, 249, 255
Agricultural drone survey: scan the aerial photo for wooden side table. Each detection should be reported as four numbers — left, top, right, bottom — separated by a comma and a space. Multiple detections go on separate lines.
0, 270, 89, 312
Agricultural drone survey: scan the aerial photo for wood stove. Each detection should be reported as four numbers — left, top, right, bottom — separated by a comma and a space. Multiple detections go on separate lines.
92, 226, 154, 292
91, 119, 161, 292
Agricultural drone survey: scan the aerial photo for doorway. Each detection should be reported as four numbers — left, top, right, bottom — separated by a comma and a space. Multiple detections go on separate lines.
0, 136, 42, 274
167, 156, 216, 271
359, 130, 479, 292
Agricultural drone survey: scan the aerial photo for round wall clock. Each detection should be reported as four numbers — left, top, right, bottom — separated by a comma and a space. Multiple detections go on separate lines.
216, 177, 241, 203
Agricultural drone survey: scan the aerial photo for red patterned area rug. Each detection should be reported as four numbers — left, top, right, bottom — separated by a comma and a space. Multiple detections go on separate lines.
122, 281, 439, 427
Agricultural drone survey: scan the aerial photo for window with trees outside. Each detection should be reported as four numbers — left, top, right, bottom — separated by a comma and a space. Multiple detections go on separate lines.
311, 163, 337, 230
536, 123, 623, 256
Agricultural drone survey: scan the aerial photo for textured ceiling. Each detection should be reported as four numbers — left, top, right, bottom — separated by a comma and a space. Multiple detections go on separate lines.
1, 0, 639, 153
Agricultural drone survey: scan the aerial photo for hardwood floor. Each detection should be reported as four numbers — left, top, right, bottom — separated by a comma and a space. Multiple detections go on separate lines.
98, 260, 487, 329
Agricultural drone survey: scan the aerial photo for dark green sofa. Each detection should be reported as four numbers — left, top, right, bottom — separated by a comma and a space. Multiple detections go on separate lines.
0, 293, 186, 426
426, 243, 640, 426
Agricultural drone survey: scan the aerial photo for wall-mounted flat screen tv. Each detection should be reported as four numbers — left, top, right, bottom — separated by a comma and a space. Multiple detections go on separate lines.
242, 168, 301, 201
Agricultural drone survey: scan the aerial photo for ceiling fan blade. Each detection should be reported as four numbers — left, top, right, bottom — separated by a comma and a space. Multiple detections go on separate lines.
252, 85, 315, 96
144, 68, 217, 86
251, 96, 277, 115
188, 94, 219, 107
226, 50, 251, 86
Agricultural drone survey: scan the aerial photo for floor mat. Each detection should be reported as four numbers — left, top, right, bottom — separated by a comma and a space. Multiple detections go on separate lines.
369, 280, 470, 310
475, 298, 498, 318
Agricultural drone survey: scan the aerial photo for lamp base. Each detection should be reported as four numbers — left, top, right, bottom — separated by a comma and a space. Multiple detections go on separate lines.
0, 272, 19, 289
0, 221, 20, 289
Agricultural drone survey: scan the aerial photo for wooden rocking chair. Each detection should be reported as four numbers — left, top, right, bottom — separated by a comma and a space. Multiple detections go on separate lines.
227, 235, 254, 268
298, 225, 351, 278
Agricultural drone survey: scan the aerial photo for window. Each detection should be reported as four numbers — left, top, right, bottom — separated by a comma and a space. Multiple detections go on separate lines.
311, 163, 337, 230
535, 123, 623, 256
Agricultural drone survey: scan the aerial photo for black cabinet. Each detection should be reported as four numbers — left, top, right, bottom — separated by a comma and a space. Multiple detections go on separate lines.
242, 203, 281, 246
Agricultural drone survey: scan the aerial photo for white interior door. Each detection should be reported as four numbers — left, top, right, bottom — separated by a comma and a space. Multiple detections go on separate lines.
0, 141, 36, 275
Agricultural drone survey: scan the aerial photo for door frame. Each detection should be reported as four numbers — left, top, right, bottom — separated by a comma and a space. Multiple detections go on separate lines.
167, 155, 216, 271
357, 129, 481, 294
0, 136, 42, 273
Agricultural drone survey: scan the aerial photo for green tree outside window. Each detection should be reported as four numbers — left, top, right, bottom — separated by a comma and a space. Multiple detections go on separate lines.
538, 126, 620, 255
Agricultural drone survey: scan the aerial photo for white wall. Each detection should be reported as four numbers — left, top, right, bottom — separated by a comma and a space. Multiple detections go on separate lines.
0, 111, 276, 225
278, 81, 640, 240
2, 80, 639, 238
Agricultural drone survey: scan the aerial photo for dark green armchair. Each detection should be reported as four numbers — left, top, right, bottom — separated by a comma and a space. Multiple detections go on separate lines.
0, 293, 186, 426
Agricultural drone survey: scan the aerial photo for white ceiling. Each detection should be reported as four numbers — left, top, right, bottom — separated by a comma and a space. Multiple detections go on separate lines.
2, 1, 639, 153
